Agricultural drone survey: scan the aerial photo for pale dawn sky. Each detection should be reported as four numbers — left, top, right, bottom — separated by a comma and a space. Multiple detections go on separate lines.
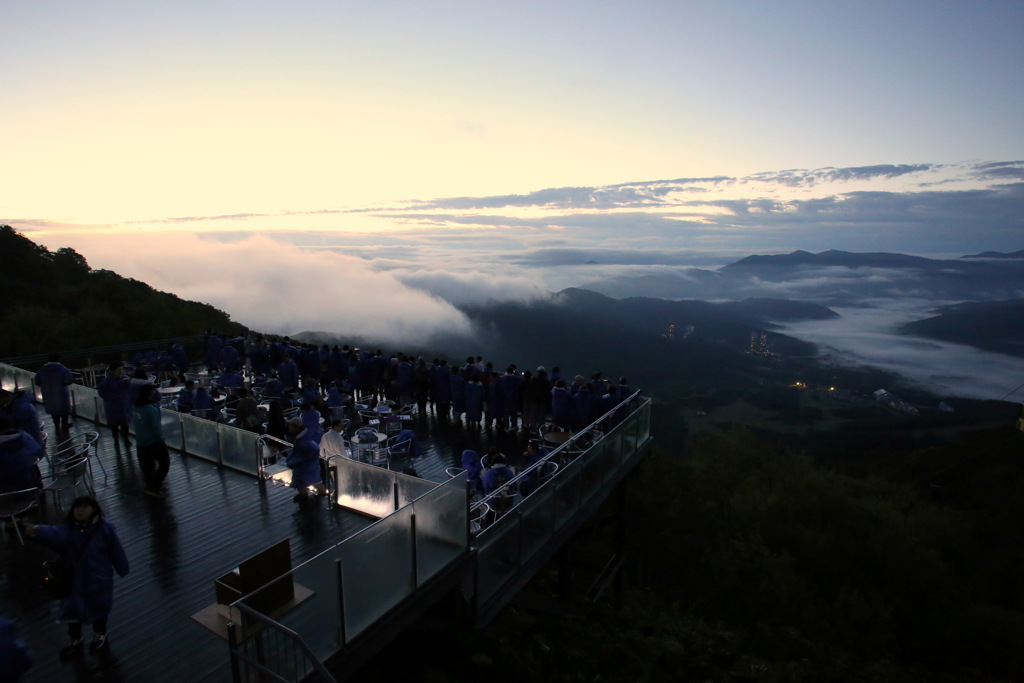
3, 0, 1023, 341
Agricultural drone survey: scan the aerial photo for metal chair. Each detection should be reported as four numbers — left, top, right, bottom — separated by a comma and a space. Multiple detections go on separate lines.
469, 502, 490, 535
52, 431, 105, 481
42, 444, 93, 510
0, 487, 39, 545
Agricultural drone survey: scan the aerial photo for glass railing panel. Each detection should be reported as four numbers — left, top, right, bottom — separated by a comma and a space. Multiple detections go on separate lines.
334, 459, 397, 518
552, 457, 582, 532
577, 444, 606, 508
218, 424, 259, 476
619, 413, 638, 462
638, 399, 651, 444
69, 385, 97, 420
475, 511, 522, 607
181, 413, 221, 463
600, 428, 623, 473
159, 407, 183, 452
339, 506, 415, 641
412, 472, 467, 586
517, 485, 555, 565
0, 364, 16, 391
396, 471, 437, 509
233, 546, 344, 665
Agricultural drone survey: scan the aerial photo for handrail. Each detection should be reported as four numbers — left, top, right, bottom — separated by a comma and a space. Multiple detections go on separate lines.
255, 434, 293, 478
471, 389, 642, 513
228, 602, 338, 683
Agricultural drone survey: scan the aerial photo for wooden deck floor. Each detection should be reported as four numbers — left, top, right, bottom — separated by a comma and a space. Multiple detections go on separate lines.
0, 407, 530, 682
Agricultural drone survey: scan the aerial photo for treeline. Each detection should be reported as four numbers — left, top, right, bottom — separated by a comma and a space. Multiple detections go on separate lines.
0, 225, 246, 359
359, 427, 1024, 682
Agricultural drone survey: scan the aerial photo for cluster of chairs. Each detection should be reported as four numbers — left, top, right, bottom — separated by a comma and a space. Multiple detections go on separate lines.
1, 427, 106, 545
448, 443, 564, 536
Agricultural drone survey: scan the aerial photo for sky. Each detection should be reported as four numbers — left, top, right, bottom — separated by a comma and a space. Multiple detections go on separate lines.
3, 1, 1024, 393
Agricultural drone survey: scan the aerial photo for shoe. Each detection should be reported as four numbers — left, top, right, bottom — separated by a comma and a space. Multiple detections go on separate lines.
89, 633, 107, 654
145, 489, 165, 498
59, 639, 83, 661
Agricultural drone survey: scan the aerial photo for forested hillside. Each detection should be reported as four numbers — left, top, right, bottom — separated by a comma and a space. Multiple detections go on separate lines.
0, 225, 246, 358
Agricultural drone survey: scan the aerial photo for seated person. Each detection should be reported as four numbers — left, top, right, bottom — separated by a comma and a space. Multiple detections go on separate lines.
0, 389, 44, 447
518, 439, 551, 497
262, 373, 285, 401
0, 417, 44, 494
177, 380, 196, 413
235, 388, 260, 431
481, 452, 513, 495
192, 387, 215, 418
220, 369, 244, 389
461, 449, 483, 494
391, 429, 421, 459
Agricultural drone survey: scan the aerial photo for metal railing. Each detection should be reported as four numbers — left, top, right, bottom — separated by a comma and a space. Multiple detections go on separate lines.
227, 604, 338, 683
471, 389, 643, 524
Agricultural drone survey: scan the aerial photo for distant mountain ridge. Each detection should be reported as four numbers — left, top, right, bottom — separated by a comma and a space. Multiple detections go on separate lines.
580, 248, 1024, 306
962, 250, 1024, 259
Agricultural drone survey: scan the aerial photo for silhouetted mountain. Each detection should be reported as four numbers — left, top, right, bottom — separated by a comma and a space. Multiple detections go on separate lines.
901, 300, 1024, 357
724, 249, 937, 269
963, 249, 1024, 259
717, 298, 839, 322
411, 288, 822, 400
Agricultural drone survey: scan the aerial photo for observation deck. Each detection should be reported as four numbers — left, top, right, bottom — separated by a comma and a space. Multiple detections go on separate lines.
0, 360, 651, 682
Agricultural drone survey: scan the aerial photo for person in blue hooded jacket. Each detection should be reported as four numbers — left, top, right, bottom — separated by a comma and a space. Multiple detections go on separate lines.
0, 389, 44, 448
0, 418, 43, 494
449, 367, 467, 424
97, 363, 131, 445
24, 496, 129, 660
131, 384, 170, 497
550, 379, 571, 428
391, 429, 421, 459
34, 353, 74, 438
285, 418, 327, 502
0, 615, 34, 681
464, 374, 484, 429
460, 449, 483, 495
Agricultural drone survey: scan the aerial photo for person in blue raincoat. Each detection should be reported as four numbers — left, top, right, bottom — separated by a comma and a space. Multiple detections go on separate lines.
550, 379, 571, 428
285, 418, 327, 502
34, 353, 74, 438
0, 389, 44, 448
461, 449, 483, 495
391, 429, 421, 459
0, 615, 34, 681
24, 496, 129, 660
464, 374, 484, 429
96, 363, 131, 445
0, 417, 43, 493
449, 367, 467, 424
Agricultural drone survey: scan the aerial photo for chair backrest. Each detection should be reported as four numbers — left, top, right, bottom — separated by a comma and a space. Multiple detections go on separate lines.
0, 487, 39, 516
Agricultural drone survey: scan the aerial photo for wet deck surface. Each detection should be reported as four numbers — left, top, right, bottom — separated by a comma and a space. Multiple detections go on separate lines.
0, 407, 529, 682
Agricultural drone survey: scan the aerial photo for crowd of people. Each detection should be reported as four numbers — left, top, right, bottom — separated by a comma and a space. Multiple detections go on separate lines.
0, 333, 640, 675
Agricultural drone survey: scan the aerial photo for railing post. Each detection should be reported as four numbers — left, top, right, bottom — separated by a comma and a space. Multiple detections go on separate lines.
226, 621, 241, 683
410, 513, 418, 590
337, 558, 346, 647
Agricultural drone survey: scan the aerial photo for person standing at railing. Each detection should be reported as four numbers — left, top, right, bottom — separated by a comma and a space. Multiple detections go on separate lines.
131, 384, 170, 498
34, 353, 73, 440
97, 363, 131, 449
